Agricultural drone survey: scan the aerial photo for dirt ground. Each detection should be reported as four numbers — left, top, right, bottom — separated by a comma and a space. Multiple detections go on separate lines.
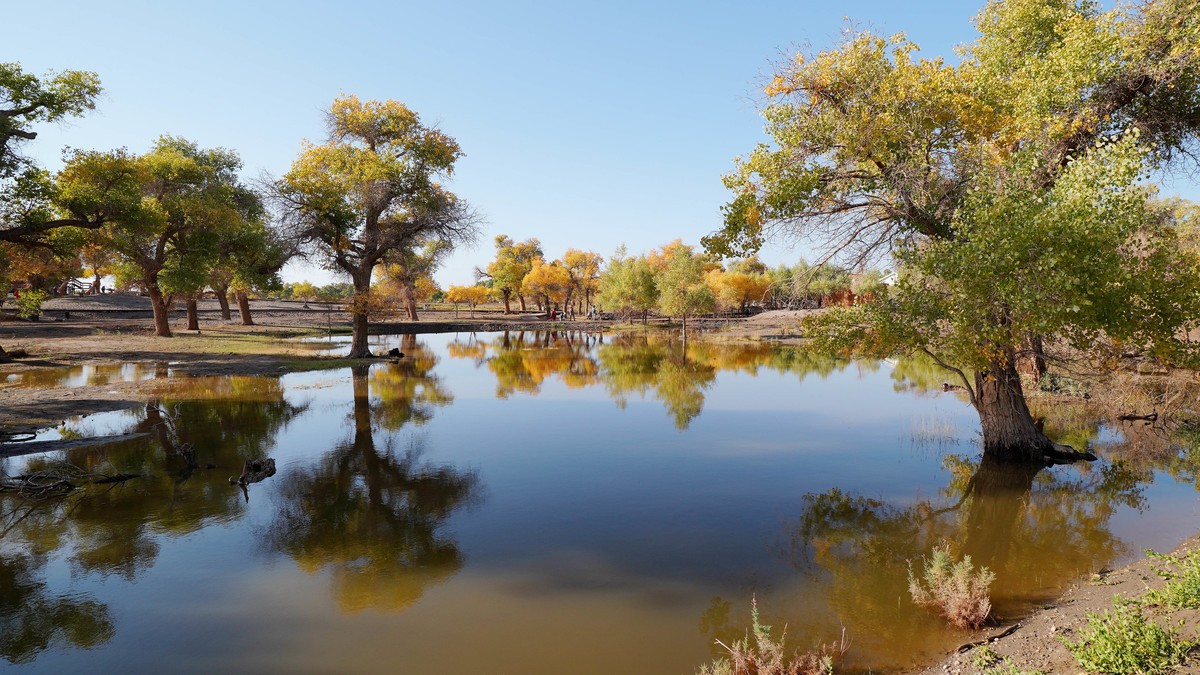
3, 298, 1198, 672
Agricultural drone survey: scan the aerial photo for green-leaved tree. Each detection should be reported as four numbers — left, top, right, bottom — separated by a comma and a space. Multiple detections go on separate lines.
706, 0, 1200, 462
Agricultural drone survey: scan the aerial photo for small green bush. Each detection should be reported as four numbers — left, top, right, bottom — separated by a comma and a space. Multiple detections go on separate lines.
908, 545, 995, 629
15, 289, 49, 320
1063, 597, 1194, 674
1140, 548, 1200, 610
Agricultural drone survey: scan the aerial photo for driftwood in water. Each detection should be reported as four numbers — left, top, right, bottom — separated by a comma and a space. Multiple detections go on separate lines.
229, 458, 276, 486
0, 432, 150, 458
1117, 411, 1158, 423
1, 465, 142, 498
1043, 443, 1098, 466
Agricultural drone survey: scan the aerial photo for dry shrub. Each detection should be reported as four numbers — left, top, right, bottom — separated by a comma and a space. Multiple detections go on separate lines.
908, 545, 995, 629
698, 598, 848, 675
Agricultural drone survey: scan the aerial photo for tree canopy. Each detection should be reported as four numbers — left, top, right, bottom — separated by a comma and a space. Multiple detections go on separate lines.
0, 63, 103, 245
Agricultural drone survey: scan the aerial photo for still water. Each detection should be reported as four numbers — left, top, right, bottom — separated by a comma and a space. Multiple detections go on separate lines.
1, 331, 1198, 673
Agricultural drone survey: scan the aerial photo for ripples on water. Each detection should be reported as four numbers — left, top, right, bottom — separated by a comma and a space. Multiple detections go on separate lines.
1, 331, 1198, 673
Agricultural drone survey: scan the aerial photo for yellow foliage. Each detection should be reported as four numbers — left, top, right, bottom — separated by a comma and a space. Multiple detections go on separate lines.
521, 257, 572, 305
446, 284, 490, 307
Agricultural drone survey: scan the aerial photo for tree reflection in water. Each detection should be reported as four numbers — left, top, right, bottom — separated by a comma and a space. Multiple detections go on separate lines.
0, 552, 113, 665
448, 331, 853, 429
769, 454, 1144, 666
264, 354, 480, 613
0, 375, 303, 663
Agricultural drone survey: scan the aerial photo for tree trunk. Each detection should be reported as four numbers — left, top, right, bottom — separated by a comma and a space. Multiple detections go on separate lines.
89, 275, 101, 295
186, 296, 200, 331
501, 289, 512, 314
974, 353, 1055, 462
147, 285, 173, 337
1018, 332, 1047, 385
518, 293, 527, 312
236, 291, 254, 326
348, 272, 372, 359
403, 285, 419, 321
214, 284, 232, 320
350, 312, 370, 358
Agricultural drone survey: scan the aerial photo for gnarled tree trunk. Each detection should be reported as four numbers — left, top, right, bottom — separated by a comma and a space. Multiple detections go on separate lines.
236, 291, 254, 326
974, 352, 1055, 462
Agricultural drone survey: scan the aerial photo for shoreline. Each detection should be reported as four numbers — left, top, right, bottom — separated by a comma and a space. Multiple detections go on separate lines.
913, 534, 1200, 674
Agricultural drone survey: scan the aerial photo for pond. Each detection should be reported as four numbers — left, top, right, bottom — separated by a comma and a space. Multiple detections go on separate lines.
1, 331, 1198, 673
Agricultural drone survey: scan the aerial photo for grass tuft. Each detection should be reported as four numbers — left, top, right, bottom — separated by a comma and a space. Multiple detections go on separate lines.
697, 598, 847, 675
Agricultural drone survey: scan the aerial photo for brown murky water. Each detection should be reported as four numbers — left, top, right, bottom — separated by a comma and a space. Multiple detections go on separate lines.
1, 331, 1197, 673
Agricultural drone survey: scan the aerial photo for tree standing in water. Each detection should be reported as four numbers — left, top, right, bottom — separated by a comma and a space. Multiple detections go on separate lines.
706, 0, 1200, 462
276, 95, 477, 358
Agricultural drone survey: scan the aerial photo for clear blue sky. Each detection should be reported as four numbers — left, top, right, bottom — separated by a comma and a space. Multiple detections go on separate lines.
11, 1, 1196, 287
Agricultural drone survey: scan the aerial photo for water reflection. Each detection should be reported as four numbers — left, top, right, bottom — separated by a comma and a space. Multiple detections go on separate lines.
2, 363, 170, 389
369, 334, 453, 429
0, 552, 113, 664
264, 364, 480, 613
448, 331, 853, 428
780, 455, 1145, 669
0, 376, 302, 663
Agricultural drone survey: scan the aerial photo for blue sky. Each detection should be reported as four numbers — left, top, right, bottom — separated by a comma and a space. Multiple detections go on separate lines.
11, 1, 1196, 287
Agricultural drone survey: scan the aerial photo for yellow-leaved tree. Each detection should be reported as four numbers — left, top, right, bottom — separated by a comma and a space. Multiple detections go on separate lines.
275, 96, 479, 357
